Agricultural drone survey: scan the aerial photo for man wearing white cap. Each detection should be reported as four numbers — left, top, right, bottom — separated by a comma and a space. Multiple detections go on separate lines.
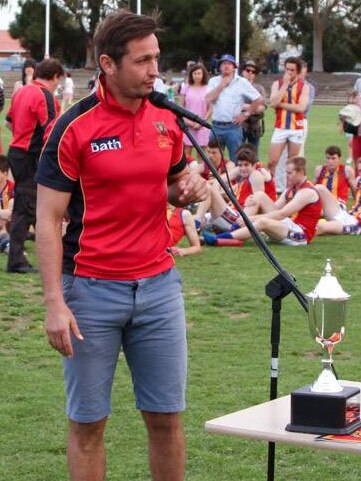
206, 54, 262, 162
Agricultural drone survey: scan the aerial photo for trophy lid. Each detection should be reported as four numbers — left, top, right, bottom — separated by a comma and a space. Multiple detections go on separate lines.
307, 259, 351, 300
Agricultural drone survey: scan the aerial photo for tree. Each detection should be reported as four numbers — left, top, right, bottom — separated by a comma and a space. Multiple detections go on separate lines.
254, 0, 361, 72
8, 0, 86, 66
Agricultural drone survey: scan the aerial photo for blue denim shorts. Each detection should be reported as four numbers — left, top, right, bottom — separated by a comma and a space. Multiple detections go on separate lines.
62, 268, 187, 423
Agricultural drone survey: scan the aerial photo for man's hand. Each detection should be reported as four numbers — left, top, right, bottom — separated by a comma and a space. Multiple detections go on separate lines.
176, 171, 208, 204
45, 302, 83, 358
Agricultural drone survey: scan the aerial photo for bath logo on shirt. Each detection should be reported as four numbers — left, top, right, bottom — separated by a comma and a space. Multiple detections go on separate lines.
90, 136, 122, 152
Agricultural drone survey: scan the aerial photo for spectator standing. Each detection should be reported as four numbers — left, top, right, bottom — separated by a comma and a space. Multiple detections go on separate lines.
275, 60, 315, 193
61, 72, 75, 112
209, 53, 219, 75
268, 56, 310, 176
36, 10, 207, 481
206, 54, 262, 163
153, 75, 167, 94
180, 63, 211, 159
354, 77, 361, 96
6, 58, 64, 273
13, 58, 37, 95
241, 60, 266, 152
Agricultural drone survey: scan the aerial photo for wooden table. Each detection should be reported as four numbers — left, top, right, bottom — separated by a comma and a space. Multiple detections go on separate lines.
205, 381, 361, 455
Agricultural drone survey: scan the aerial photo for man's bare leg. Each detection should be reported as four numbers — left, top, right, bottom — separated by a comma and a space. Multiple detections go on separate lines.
287, 141, 302, 159
142, 411, 186, 481
268, 141, 287, 175
314, 184, 341, 219
231, 216, 288, 241
68, 417, 108, 481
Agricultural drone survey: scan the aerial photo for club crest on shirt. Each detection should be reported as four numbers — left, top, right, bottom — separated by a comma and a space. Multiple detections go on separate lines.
153, 122, 171, 149
90, 136, 122, 153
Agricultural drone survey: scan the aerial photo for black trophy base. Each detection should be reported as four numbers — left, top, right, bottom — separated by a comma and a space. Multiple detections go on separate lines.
285, 385, 361, 435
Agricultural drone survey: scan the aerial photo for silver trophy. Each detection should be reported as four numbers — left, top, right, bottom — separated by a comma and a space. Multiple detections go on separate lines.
286, 260, 360, 434
306, 259, 350, 393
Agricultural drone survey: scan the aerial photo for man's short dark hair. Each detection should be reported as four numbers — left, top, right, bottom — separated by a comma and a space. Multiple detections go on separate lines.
287, 156, 307, 174
207, 138, 224, 150
36, 58, 64, 80
94, 9, 160, 69
325, 145, 342, 157
236, 146, 257, 165
284, 56, 302, 74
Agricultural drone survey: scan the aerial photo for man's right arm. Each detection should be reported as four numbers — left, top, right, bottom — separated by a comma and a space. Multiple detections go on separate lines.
205, 76, 231, 104
36, 185, 83, 358
269, 79, 288, 109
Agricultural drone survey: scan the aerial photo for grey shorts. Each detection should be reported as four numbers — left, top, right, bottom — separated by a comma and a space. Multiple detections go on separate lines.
62, 268, 187, 423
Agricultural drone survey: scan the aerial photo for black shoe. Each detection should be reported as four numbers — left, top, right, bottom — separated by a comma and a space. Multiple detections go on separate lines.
7, 265, 39, 274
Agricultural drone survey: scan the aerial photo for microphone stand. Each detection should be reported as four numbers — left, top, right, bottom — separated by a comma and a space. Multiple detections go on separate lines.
176, 116, 308, 481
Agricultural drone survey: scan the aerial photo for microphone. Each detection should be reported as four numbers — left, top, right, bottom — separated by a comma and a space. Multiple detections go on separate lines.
148, 91, 212, 129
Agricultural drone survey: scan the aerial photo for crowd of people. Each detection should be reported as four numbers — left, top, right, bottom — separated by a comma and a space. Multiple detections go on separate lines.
1, 9, 361, 481
1, 48, 361, 263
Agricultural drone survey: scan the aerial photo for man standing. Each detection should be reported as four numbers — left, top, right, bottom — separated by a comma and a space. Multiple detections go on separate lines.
6, 58, 64, 273
206, 54, 262, 163
241, 60, 266, 152
274, 60, 315, 193
36, 10, 207, 481
268, 56, 310, 176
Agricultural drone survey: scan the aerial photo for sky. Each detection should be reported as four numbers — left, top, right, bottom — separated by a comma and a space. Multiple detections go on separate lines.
0, 0, 20, 30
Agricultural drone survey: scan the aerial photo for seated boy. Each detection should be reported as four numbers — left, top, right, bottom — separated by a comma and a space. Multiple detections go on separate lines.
315, 145, 356, 204
195, 145, 276, 234
167, 204, 202, 256
0, 155, 14, 253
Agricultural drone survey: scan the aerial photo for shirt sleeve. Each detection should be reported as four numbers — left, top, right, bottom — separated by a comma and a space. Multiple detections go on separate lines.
37, 115, 79, 192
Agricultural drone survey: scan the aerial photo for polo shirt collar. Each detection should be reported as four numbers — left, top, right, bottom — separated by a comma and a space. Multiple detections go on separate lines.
96, 73, 147, 115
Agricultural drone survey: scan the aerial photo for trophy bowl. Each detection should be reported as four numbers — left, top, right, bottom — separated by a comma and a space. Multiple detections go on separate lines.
306, 259, 350, 393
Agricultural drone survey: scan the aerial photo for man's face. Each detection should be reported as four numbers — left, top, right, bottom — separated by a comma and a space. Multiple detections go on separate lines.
207, 147, 222, 167
284, 62, 298, 82
105, 34, 160, 100
220, 61, 235, 77
237, 160, 254, 178
325, 153, 340, 171
286, 163, 303, 187
242, 66, 256, 83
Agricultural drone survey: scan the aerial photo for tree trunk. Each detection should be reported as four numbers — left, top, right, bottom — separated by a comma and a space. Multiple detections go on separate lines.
85, 34, 96, 69
312, 0, 324, 72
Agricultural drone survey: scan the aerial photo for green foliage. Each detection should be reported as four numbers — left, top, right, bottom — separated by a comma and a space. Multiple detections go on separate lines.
254, 0, 361, 71
9, 0, 86, 66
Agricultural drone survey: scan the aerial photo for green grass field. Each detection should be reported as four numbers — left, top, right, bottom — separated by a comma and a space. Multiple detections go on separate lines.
1, 103, 361, 480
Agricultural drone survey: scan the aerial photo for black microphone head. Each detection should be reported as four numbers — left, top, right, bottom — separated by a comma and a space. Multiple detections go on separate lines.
148, 91, 168, 108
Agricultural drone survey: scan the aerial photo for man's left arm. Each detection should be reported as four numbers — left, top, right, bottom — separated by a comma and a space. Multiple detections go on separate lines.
345, 165, 357, 198
265, 188, 317, 220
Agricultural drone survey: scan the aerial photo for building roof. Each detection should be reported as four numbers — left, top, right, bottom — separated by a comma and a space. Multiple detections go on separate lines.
0, 30, 26, 54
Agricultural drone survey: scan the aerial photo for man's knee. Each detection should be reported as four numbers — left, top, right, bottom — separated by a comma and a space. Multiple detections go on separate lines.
69, 418, 107, 451
142, 412, 183, 438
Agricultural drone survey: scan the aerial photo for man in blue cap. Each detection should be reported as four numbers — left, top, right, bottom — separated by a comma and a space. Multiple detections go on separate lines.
206, 54, 262, 163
